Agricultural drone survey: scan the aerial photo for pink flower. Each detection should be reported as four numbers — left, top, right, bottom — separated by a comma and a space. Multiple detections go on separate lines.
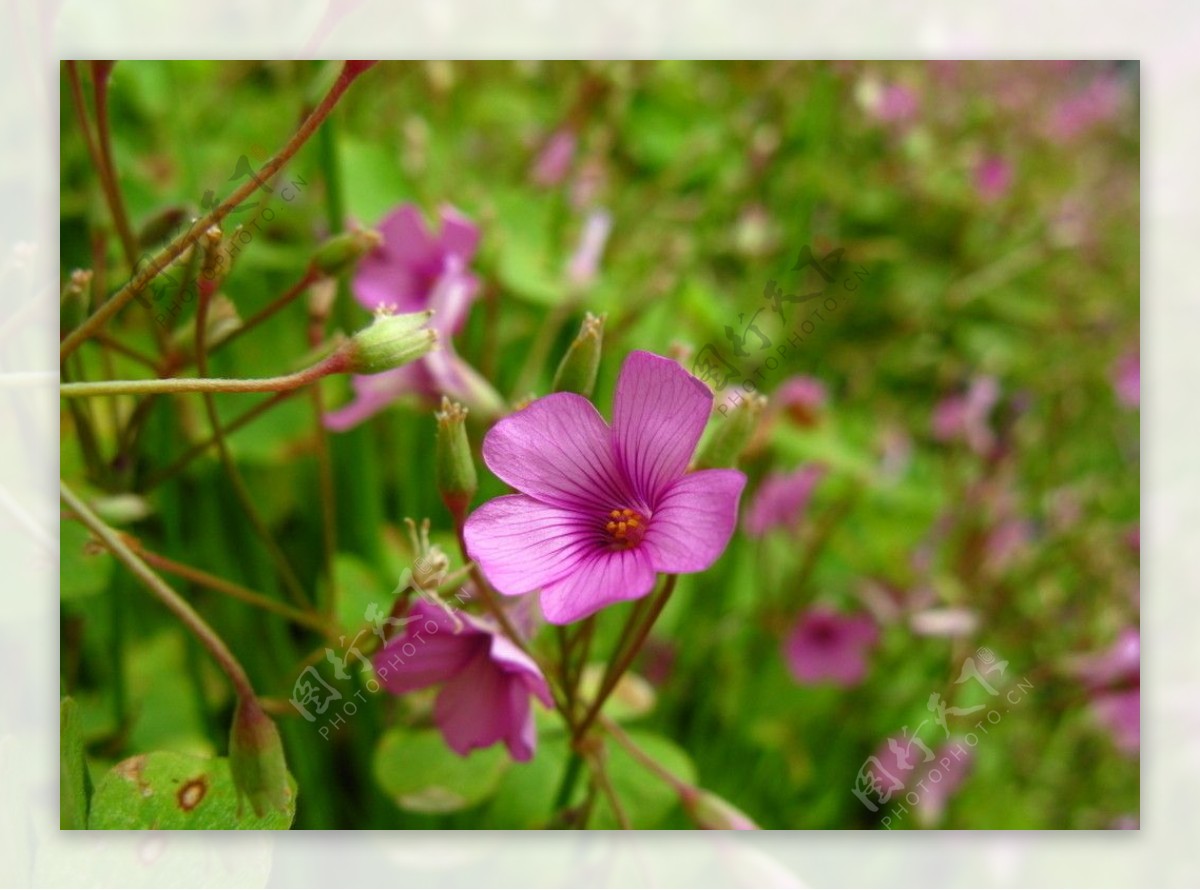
374, 600, 553, 761
742, 465, 825, 538
783, 608, 878, 686
530, 129, 576, 187
932, 376, 1000, 454
773, 375, 826, 426
1073, 628, 1140, 756
974, 155, 1012, 202
1114, 350, 1139, 408
1048, 73, 1126, 142
873, 83, 919, 124
464, 351, 746, 625
325, 204, 503, 429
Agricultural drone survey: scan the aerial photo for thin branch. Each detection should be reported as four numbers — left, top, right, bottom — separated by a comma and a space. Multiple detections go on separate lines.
60, 61, 374, 362
60, 479, 257, 700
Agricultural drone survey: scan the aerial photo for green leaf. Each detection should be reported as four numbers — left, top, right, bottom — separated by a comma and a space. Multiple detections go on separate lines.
373, 727, 509, 814
88, 751, 296, 829
60, 698, 91, 829
325, 552, 385, 634
61, 520, 113, 601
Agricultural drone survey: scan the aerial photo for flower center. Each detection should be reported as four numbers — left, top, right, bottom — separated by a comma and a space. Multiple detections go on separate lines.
605, 508, 648, 550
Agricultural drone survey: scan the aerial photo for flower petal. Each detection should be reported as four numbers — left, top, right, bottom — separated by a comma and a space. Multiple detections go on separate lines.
490, 632, 555, 708
502, 681, 538, 761
352, 205, 439, 311
463, 494, 598, 596
538, 546, 656, 625
613, 350, 713, 505
373, 628, 478, 695
642, 468, 745, 574
481, 392, 635, 511
426, 260, 479, 335
433, 649, 512, 756
437, 205, 481, 261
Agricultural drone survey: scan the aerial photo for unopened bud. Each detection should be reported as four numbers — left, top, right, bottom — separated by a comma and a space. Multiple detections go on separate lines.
344, 309, 437, 375
313, 228, 382, 278
228, 696, 291, 817
60, 269, 92, 334
683, 788, 759, 830
696, 392, 767, 469
552, 312, 605, 397
436, 398, 477, 523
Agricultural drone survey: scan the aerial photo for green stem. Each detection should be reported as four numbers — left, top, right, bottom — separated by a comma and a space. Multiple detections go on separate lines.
60, 479, 257, 700
138, 544, 333, 636
574, 575, 678, 742
193, 270, 313, 611
59, 352, 348, 398
60, 61, 372, 362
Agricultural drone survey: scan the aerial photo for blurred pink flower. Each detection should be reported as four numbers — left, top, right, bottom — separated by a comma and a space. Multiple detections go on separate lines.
531, 129, 576, 187
983, 518, 1033, 575
1073, 628, 1140, 756
325, 204, 503, 429
1048, 73, 1126, 142
374, 600, 553, 761
565, 208, 612, 287
1114, 350, 1139, 408
974, 155, 1013, 202
742, 465, 825, 538
868, 734, 974, 826
932, 376, 1000, 455
773, 375, 827, 426
783, 607, 878, 686
464, 351, 745, 624
874, 83, 919, 124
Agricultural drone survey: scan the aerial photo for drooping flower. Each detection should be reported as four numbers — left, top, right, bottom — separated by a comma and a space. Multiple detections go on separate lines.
325, 204, 503, 429
463, 350, 746, 625
1071, 628, 1140, 756
773, 375, 827, 427
1114, 350, 1139, 408
373, 599, 553, 761
783, 607, 879, 686
742, 465, 825, 538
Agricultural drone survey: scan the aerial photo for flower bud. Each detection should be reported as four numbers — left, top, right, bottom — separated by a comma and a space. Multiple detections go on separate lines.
313, 228, 382, 278
683, 788, 759, 830
344, 309, 437, 375
695, 392, 767, 469
228, 696, 291, 817
552, 312, 605, 397
436, 397, 477, 523
60, 269, 92, 335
